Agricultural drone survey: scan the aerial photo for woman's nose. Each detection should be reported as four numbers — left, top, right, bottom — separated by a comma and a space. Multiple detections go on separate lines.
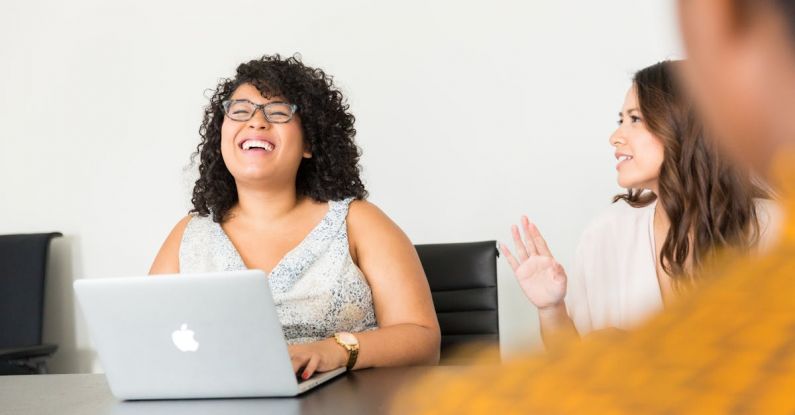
609, 128, 625, 147
246, 108, 271, 129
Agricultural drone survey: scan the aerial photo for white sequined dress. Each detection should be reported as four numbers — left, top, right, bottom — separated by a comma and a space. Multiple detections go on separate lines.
179, 198, 378, 344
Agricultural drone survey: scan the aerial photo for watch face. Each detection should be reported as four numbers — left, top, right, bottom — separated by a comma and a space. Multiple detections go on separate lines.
338, 332, 358, 346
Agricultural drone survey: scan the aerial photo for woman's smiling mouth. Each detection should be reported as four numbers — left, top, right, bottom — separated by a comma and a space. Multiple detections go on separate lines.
240, 138, 275, 152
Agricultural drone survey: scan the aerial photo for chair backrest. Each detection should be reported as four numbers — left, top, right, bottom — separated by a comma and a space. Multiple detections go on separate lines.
0, 232, 62, 348
415, 240, 499, 364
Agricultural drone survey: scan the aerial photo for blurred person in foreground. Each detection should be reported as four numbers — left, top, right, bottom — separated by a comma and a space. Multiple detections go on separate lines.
396, 0, 795, 412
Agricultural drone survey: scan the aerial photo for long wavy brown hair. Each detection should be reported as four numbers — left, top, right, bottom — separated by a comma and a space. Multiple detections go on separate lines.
614, 60, 768, 287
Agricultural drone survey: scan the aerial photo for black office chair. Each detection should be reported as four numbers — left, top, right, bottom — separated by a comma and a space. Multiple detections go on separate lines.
415, 240, 499, 364
0, 232, 62, 375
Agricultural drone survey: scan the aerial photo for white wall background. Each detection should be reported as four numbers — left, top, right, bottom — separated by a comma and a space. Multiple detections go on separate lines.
0, 0, 682, 373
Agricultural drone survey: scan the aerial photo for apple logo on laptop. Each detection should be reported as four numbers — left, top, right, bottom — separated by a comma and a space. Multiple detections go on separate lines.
171, 324, 199, 352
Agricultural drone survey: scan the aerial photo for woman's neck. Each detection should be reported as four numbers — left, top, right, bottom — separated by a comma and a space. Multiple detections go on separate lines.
649, 183, 669, 228
232, 182, 302, 224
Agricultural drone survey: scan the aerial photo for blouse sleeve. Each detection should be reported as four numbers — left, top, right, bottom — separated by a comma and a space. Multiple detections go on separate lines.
755, 198, 784, 252
565, 231, 594, 335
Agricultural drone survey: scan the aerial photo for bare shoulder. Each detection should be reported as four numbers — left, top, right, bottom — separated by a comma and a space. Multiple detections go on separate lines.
149, 215, 194, 275
347, 199, 403, 234
347, 200, 414, 259
168, 215, 195, 242
348, 199, 390, 222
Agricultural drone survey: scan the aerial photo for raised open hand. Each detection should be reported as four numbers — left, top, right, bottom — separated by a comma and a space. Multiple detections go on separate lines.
500, 216, 568, 310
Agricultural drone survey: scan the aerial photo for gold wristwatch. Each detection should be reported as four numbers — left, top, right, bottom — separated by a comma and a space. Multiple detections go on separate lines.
333, 332, 359, 370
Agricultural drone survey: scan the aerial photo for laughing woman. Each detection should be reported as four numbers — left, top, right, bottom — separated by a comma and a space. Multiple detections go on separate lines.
501, 60, 778, 349
149, 55, 440, 378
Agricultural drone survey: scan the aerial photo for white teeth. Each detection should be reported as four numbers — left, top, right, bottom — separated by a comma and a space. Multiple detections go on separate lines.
242, 140, 274, 151
618, 155, 633, 162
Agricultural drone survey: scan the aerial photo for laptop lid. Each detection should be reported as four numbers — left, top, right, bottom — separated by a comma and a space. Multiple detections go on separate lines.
74, 270, 335, 399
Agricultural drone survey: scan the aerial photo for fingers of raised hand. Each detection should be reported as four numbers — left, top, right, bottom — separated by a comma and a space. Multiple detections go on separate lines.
511, 225, 530, 261
522, 216, 553, 258
499, 242, 521, 271
519, 216, 540, 256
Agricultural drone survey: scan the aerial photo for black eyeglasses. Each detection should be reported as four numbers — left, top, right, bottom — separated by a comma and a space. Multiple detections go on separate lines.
222, 99, 298, 123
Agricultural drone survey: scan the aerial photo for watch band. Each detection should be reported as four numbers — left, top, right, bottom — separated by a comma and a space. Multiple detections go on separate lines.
345, 344, 359, 370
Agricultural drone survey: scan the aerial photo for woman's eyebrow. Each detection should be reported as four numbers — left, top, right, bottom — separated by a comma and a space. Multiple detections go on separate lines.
619, 108, 640, 117
232, 97, 287, 104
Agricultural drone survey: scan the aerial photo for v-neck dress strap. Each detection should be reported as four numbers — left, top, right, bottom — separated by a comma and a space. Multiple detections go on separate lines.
178, 198, 378, 344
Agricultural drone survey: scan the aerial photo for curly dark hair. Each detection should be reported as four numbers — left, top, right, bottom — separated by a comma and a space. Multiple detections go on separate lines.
190, 54, 367, 223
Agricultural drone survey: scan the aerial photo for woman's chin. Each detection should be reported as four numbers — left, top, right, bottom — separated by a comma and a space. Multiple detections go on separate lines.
231, 171, 278, 186
617, 178, 643, 190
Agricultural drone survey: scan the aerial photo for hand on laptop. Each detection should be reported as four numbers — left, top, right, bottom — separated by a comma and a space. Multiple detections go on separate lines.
289, 338, 348, 380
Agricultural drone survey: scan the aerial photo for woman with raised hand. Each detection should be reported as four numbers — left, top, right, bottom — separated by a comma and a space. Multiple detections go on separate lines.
501, 60, 777, 349
150, 55, 440, 378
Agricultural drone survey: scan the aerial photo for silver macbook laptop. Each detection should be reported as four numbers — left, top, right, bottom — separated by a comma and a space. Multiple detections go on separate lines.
74, 270, 346, 400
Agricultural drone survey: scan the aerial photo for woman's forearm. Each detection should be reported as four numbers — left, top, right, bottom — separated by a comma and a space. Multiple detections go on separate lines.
538, 302, 580, 350
352, 323, 441, 369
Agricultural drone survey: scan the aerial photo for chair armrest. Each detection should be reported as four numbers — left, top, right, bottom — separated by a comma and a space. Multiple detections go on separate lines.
0, 344, 58, 360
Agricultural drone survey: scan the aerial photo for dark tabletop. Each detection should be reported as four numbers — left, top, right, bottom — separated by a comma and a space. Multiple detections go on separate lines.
0, 366, 462, 415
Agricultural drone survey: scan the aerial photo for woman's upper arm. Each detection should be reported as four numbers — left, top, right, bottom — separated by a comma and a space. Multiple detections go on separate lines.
347, 201, 439, 331
149, 215, 192, 275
